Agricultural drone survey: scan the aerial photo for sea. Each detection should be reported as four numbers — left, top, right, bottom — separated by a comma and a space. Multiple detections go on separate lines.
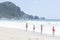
0, 19, 60, 37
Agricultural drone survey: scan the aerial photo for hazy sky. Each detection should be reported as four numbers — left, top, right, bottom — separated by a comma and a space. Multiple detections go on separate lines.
0, 0, 60, 19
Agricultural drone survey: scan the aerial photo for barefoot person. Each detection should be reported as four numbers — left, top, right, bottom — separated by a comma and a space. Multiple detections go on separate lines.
41, 24, 43, 34
52, 26, 55, 36
33, 25, 35, 32
26, 23, 28, 31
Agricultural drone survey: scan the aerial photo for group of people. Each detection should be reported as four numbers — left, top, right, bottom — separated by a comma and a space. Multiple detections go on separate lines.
25, 23, 55, 36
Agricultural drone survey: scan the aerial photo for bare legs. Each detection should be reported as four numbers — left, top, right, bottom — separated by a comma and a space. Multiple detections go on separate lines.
52, 26, 55, 36
26, 23, 28, 31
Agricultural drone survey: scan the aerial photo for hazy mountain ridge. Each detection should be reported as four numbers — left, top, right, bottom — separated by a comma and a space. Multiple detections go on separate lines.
0, 2, 39, 20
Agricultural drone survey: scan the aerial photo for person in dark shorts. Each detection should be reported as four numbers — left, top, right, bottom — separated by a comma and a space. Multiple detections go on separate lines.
33, 25, 35, 32
41, 24, 43, 34
26, 23, 28, 31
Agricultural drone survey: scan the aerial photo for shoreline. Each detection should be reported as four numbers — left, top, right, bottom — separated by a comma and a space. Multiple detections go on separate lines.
0, 27, 60, 40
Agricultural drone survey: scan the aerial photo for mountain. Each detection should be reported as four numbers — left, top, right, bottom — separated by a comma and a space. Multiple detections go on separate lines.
0, 2, 39, 20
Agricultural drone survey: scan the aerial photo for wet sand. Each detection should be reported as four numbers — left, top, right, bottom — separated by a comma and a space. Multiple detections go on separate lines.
0, 27, 60, 40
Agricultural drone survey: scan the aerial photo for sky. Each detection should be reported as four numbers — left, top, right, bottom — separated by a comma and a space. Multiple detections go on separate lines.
0, 0, 60, 19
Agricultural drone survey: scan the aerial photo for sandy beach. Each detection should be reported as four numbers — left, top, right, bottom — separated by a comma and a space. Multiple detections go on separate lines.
0, 27, 60, 40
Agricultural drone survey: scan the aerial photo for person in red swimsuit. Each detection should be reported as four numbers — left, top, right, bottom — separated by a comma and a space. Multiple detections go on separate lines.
52, 26, 55, 36
26, 23, 28, 31
33, 25, 35, 32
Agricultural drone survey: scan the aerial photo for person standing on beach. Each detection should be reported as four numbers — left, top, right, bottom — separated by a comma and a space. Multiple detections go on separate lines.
41, 24, 43, 34
52, 26, 55, 36
26, 23, 28, 31
33, 25, 35, 32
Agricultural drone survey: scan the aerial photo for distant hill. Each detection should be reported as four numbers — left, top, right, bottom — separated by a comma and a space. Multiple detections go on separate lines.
0, 2, 39, 20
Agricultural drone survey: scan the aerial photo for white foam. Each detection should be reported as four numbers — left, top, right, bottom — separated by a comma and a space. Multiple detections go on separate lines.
0, 20, 60, 36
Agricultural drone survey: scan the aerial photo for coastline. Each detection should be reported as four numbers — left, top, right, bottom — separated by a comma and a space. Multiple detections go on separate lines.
0, 27, 60, 40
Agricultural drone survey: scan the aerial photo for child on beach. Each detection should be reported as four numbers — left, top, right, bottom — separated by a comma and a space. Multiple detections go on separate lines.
26, 23, 28, 31
41, 24, 43, 34
52, 26, 55, 36
33, 25, 35, 32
